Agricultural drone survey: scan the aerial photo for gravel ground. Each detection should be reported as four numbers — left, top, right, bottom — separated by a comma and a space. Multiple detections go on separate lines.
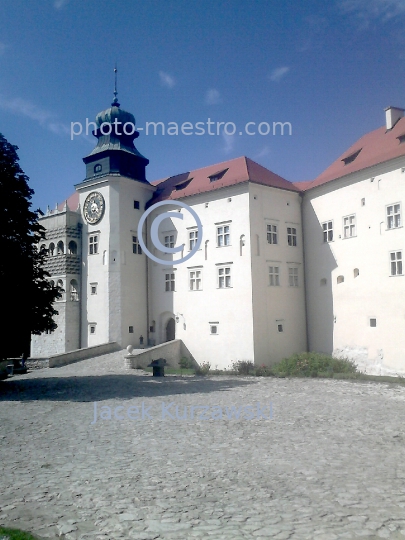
1, 350, 405, 540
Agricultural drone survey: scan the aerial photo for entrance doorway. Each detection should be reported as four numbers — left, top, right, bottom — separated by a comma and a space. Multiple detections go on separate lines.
165, 318, 175, 341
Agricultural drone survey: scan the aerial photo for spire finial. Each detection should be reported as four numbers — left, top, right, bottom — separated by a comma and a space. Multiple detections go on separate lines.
112, 63, 120, 107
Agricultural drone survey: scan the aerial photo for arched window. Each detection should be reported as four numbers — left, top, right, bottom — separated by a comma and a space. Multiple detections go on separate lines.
354, 268, 359, 278
57, 241, 64, 255
68, 241, 77, 255
94, 164, 102, 174
57, 279, 64, 300
70, 279, 79, 301
49, 280, 54, 287
337, 275, 344, 284
40, 244, 46, 253
49, 242, 55, 256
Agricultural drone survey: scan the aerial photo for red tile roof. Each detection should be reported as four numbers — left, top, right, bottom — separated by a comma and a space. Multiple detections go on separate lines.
303, 117, 405, 191
56, 191, 79, 212
148, 156, 298, 206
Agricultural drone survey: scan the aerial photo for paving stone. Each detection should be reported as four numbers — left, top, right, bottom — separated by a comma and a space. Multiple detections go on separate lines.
1, 354, 405, 539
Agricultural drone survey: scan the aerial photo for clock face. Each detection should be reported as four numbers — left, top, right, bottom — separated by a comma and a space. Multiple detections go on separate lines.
83, 192, 105, 224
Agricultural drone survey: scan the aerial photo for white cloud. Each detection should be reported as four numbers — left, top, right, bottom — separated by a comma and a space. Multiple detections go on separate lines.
159, 71, 176, 89
254, 146, 270, 159
54, 0, 70, 9
339, 0, 405, 25
205, 88, 222, 105
269, 66, 290, 82
0, 95, 70, 136
222, 132, 235, 154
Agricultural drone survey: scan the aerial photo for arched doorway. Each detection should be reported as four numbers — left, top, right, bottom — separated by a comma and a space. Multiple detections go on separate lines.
166, 318, 175, 341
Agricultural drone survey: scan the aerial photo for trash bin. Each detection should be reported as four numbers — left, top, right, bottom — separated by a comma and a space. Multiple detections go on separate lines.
147, 358, 167, 377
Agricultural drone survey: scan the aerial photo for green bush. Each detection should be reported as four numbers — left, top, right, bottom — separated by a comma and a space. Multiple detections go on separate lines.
231, 360, 255, 375
272, 352, 359, 377
179, 357, 192, 369
195, 361, 211, 375
254, 365, 274, 377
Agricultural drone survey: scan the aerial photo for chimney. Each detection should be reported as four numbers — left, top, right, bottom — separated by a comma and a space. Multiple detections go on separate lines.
385, 106, 404, 130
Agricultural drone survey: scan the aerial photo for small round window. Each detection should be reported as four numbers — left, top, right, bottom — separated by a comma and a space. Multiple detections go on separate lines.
94, 164, 102, 174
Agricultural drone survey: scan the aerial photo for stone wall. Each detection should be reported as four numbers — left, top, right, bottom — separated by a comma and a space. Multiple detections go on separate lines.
124, 339, 197, 369
49, 342, 121, 368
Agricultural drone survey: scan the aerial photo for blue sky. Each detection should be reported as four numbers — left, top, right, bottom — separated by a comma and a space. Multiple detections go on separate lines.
1, 0, 405, 211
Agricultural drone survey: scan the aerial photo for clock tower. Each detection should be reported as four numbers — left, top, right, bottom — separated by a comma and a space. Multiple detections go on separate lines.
75, 87, 155, 349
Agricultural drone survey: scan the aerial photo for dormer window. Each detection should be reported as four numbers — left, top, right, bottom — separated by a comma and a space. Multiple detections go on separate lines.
397, 133, 405, 144
175, 178, 193, 191
342, 149, 362, 165
208, 168, 229, 182
94, 164, 102, 174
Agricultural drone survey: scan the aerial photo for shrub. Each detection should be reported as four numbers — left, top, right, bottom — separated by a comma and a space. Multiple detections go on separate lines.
254, 364, 274, 377
231, 360, 255, 375
272, 352, 359, 377
179, 357, 192, 369
195, 361, 211, 375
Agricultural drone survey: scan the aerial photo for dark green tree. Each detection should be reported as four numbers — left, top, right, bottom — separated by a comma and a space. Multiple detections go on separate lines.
0, 133, 61, 360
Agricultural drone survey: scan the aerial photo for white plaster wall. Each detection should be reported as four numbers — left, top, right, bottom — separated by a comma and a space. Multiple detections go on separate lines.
148, 184, 255, 369
249, 184, 307, 365
77, 176, 155, 350
303, 158, 405, 374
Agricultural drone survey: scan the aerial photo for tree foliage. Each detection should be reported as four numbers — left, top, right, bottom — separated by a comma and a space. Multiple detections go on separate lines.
0, 133, 61, 359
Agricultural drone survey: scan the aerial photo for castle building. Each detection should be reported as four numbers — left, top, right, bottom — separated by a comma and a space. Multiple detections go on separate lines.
31, 98, 405, 375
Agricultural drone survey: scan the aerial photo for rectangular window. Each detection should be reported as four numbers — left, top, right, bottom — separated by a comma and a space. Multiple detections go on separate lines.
390, 251, 403, 276
288, 267, 298, 287
89, 324, 96, 335
189, 269, 202, 290
269, 266, 280, 286
164, 235, 175, 248
132, 235, 142, 254
322, 221, 333, 242
287, 227, 297, 246
134, 200, 140, 209
387, 203, 401, 229
343, 214, 356, 238
217, 225, 230, 247
210, 323, 219, 335
129, 326, 134, 333
165, 273, 175, 292
266, 224, 278, 245
370, 318, 377, 327
218, 266, 231, 288
89, 235, 98, 255
189, 230, 198, 250
90, 283, 97, 295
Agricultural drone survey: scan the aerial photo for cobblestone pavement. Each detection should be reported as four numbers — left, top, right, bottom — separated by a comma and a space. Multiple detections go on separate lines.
1, 351, 405, 540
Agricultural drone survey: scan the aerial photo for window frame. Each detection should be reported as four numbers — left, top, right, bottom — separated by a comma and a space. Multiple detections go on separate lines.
287, 227, 297, 247
89, 234, 99, 255
189, 269, 202, 291
165, 272, 176, 292
288, 267, 298, 287
189, 229, 199, 251
164, 235, 175, 249
386, 203, 402, 230
132, 235, 142, 255
217, 266, 232, 288
268, 265, 280, 286
266, 224, 278, 245
343, 214, 356, 238
390, 250, 403, 276
322, 220, 333, 243
216, 224, 231, 247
